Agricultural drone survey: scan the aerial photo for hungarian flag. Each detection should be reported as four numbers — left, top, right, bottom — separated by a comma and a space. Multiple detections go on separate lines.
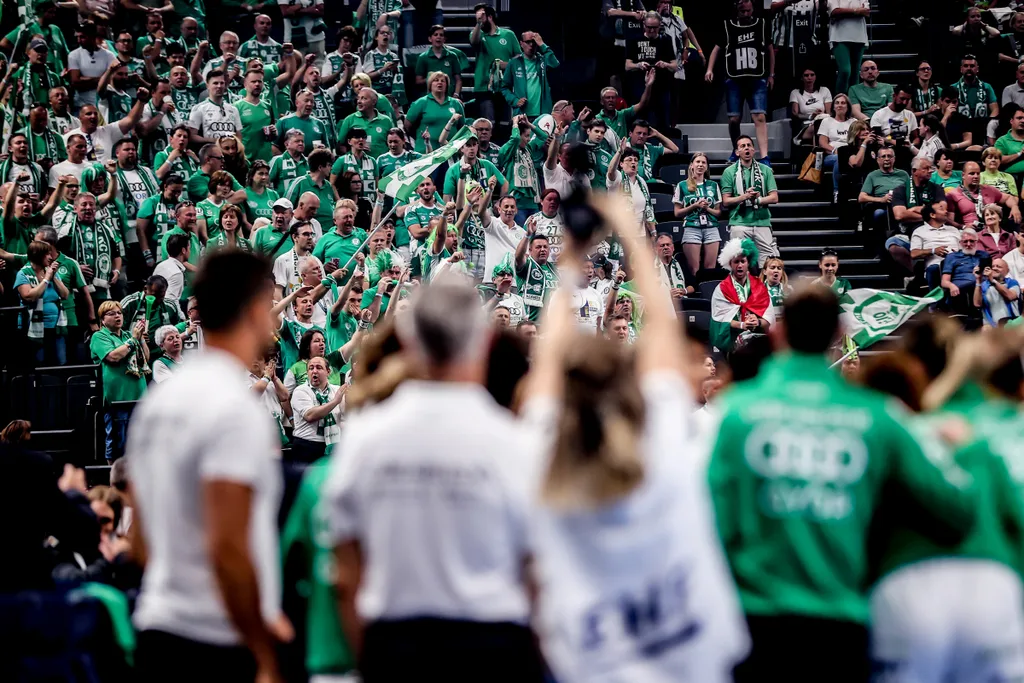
839, 287, 942, 349
710, 276, 776, 352
379, 127, 474, 202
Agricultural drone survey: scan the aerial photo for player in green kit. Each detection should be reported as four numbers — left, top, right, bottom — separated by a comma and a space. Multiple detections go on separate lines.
709, 286, 980, 683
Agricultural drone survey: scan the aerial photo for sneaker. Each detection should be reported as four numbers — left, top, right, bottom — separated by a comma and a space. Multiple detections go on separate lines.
833, 190, 839, 204
728, 151, 738, 163
758, 156, 771, 166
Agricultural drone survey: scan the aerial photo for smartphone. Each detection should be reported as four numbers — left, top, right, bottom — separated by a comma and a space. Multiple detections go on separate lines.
979, 256, 993, 271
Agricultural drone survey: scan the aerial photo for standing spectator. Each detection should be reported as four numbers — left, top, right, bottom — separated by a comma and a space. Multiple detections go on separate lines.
819, 93, 853, 201
656, 0, 703, 124
497, 116, 546, 225
406, 72, 465, 154
235, 71, 276, 164
827, 0, 870, 96
607, 146, 656, 238
952, 55, 999, 148
980, 147, 1017, 195
941, 227, 987, 315
708, 237, 774, 353
332, 128, 378, 200
269, 131, 309, 196
280, 0, 327, 64
472, 118, 502, 167
334, 173, 374, 229
761, 256, 790, 319
442, 136, 507, 202
858, 146, 910, 247
720, 135, 779, 267
128, 251, 286, 683
849, 61, 894, 121
120, 275, 184, 359
974, 257, 1021, 326
137, 175, 186, 268
336, 87, 395, 160
890, 156, 943, 273
480, 192, 526, 284
278, 90, 331, 155
978, 204, 1015, 259
470, 3, 521, 124
911, 61, 942, 119
910, 198, 961, 290
187, 71, 242, 145
286, 150, 338, 229
543, 127, 591, 201
68, 21, 116, 110
151, 325, 184, 383
673, 151, 723, 275
415, 25, 469, 98
995, 108, 1024, 187
313, 200, 369, 283
626, 118, 679, 181
705, 0, 774, 163
500, 31, 560, 120
789, 68, 832, 145
811, 248, 852, 295
951, 7, 1001, 76
64, 97, 146, 165
624, 12, 677, 132
515, 228, 559, 322
946, 161, 1019, 229
59, 192, 123, 306
594, 74, 653, 147
152, 232, 190, 303
1002, 63, 1024, 109
15, 240, 69, 365
290, 355, 345, 462
274, 222, 323, 300
91, 300, 148, 461
358, 26, 404, 109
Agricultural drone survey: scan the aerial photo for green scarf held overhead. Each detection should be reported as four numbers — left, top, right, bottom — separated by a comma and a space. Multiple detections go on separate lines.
510, 144, 539, 203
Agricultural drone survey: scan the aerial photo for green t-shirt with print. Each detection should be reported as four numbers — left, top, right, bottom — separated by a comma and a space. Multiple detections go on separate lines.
90, 327, 148, 403
376, 150, 421, 181
278, 318, 324, 373
414, 46, 469, 94
406, 95, 465, 154
196, 198, 227, 239
286, 174, 336, 227
312, 229, 369, 281
335, 110, 395, 160
252, 226, 294, 261
269, 153, 309, 195
401, 200, 443, 248
236, 98, 276, 162
475, 27, 521, 93
245, 186, 280, 224
278, 114, 330, 155
673, 178, 723, 229
54, 253, 87, 329
441, 158, 506, 198
137, 196, 179, 247
187, 170, 242, 203
153, 150, 200, 184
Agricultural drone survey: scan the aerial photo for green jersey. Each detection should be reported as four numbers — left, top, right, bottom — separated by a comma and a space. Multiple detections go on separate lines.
170, 84, 203, 123
277, 114, 330, 156
335, 110, 394, 160
634, 143, 663, 183
278, 318, 324, 372
514, 255, 559, 321
325, 308, 358, 354
441, 158, 506, 198
280, 460, 356, 674
708, 353, 979, 624
238, 36, 283, 64
286, 174, 336, 227
312, 229, 368, 281
406, 95, 465, 154
269, 153, 309, 195
401, 200, 443, 249
196, 198, 227, 239
206, 231, 253, 253
187, 170, 242, 203
414, 46, 469, 95
137, 195, 179, 247
718, 162, 778, 228
54, 253, 87, 329
584, 141, 615, 191
307, 87, 339, 148
376, 150, 421, 180
811, 276, 853, 297
153, 149, 200, 184
672, 179, 723, 229
236, 98, 276, 162
252, 226, 294, 261
330, 153, 377, 199
244, 186, 280, 224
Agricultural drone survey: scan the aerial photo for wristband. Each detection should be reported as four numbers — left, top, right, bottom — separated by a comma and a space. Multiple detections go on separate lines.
143, 249, 153, 260
612, 283, 620, 290
358, 319, 371, 330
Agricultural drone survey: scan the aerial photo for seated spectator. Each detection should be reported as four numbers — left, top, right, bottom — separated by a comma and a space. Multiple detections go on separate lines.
849, 60, 894, 122
946, 161, 1020, 229
931, 148, 963, 193
995, 107, 1024, 188
978, 204, 1015, 259
151, 325, 183, 384
910, 198, 961, 289
818, 93, 853, 201
858, 146, 910, 248
811, 248, 853, 296
672, 151, 723, 275
708, 237, 774, 354
790, 68, 832, 145
1003, 63, 1024, 109
837, 120, 878, 203
952, 55, 999, 148
827, 0, 870, 96
915, 114, 947, 163
891, 156, 944, 274
1004, 232, 1024, 283
941, 227, 988, 315
15, 239, 69, 366
911, 60, 942, 120
760, 256, 790, 320
980, 147, 1018, 194
973, 257, 1020, 326
870, 83, 919, 168
938, 86, 976, 153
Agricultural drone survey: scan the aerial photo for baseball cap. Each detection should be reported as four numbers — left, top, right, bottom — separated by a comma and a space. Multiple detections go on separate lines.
28, 38, 48, 52
272, 198, 294, 211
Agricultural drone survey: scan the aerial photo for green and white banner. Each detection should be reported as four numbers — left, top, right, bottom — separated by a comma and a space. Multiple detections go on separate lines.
379, 127, 473, 202
839, 287, 943, 349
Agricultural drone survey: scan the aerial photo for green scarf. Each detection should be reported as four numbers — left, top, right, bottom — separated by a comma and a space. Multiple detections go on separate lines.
21, 65, 57, 113
116, 166, 160, 222
511, 144, 539, 202
312, 383, 340, 446
955, 78, 989, 118
732, 159, 765, 198
21, 127, 62, 164
94, 324, 150, 378
67, 217, 115, 291
0, 157, 42, 194
518, 255, 559, 308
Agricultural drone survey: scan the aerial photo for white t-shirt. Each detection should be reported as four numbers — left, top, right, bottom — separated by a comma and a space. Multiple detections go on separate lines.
542, 162, 589, 201
789, 87, 833, 120
520, 373, 749, 683
247, 371, 288, 436
916, 134, 945, 162
273, 249, 324, 296
188, 99, 243, 140
1004, 247, 1024, 284
496, 292, 526, 326
910, 223, 961, 268
290, 382, 343, 442
572, 286, 603, 330
290, 215, 324, 241
153, 257, 187, 302
481, 215, 526, 283
869, 106, 918, 141
827, 0, 869, 45
128, 349, 283, 646
525, 211, 565, 263
48, 159, 90, 188
64, 122, 126, 164
817, 116, 851, 150
68, 46, 116, 108
323, 380, 532, 623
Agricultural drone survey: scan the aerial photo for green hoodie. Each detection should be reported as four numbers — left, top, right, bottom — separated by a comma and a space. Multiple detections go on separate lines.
708, 353, 979, 624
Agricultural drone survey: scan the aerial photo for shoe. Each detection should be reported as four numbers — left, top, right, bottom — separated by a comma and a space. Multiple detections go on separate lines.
728, 152, 738, 163
833, 190, 839, 204
758, 156, 771, 166
910, 16, 924, 27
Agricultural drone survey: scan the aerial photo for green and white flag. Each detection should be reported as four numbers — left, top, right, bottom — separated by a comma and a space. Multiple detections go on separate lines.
839, 287, 943, 349
379, 127, 473, 202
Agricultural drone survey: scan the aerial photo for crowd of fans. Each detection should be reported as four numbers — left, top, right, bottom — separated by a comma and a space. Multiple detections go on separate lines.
8, 0, 1024, 681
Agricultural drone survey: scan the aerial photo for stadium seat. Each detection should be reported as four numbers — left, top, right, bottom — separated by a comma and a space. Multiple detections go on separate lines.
653, 152, 688, 174
682, 310, 711, 334
647, 180, 673, 196
659, 164, 687, 186
699, 280, 720, 300
680, 297, 711, 312
656, 221, 684, 243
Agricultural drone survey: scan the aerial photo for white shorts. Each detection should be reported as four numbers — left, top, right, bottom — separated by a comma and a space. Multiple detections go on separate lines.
727, 224, 777, 267
871, 558, 1024, 683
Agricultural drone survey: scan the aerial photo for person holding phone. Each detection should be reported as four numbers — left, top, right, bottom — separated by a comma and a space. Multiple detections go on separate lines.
973, 256, 1021, 326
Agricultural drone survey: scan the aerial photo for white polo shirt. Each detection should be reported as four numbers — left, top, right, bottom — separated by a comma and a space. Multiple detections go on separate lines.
290, 381, 343, 442
324, 380, 533, 623
64, 122, 126, 164
152, 257, 187, 302
128, 348, 282, 646
481, 215, 526, 283
910, 223, 961, 268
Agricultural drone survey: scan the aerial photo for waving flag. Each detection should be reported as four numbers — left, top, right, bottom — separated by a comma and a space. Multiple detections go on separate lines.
379, 127, 474, 202
839, 287, 942, 349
